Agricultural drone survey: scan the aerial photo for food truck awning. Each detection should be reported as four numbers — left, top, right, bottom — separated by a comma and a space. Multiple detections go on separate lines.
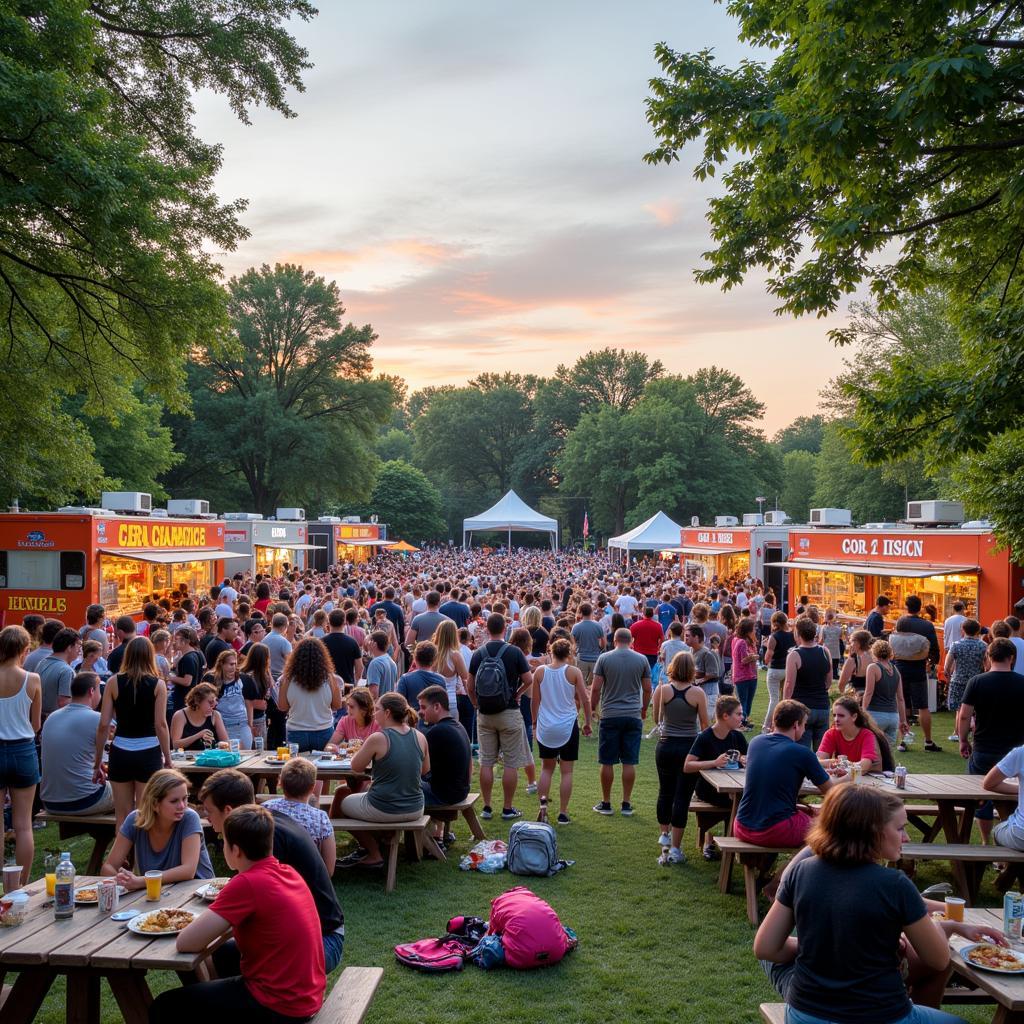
99, 548, 249, 564
765, 559, 979, 579
668, 546, 749, 556
338, 539, 397, 547
253, 543, 325, 551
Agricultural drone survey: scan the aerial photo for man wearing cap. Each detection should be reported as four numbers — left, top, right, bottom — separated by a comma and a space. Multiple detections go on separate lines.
864, 595, 891, 639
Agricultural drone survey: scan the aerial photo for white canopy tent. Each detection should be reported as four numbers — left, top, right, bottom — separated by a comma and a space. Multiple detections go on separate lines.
607, 511, 683, 563
462, 490, 559, 550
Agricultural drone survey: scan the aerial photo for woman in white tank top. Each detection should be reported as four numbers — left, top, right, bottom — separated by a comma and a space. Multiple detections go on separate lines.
532, 637, 592, 824
0, 625, 42, 887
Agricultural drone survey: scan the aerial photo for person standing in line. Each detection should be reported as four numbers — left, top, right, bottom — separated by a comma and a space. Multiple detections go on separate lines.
762, 611, 794, 732
782, 617, 832, 753
818, 610, 843, 680
943, 618, 987, 742
687, 624, 721, 712
629, 606, 665, 670
1005, 615, 1024, 675
943, 601, 968, 648
864, 595, 891, 639
37, 627, 80, 720
591, 628, 651, 817
862, 640, 908, 750
893, 595, 942, 752
570, 603, 606, 690
730, 617, 760, 730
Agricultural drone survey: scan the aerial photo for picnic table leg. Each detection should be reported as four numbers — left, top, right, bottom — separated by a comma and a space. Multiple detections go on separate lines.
463, 806, 486, 841
67, 970, 101, 1024
740, 857, 760, 926
992, 1007, 1024, 1023
937, 799, 974, 900
384, 834, 400, 894
718, 794, 740, 894
2, 969, 56, 1024
107, 970, 154, 1024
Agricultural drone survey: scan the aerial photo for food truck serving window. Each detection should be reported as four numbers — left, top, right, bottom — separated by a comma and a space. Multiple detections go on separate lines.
877, 573, 979, 621
99, 554, 213, 617
0, 550, 86, 590
797, 570, 867, 618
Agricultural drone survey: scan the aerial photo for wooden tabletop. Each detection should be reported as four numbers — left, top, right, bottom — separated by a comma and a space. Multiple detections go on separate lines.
951, 908, 1024, 1011
0, 877, 225, 973
699, 769, 1017, 802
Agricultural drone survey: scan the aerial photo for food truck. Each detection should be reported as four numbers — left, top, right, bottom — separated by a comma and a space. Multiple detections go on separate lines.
221, 510, 324, 576
769, 523, 1024, 640
677, 518, 793, 602
0, 506, 239, 626
306, 519, 393, 570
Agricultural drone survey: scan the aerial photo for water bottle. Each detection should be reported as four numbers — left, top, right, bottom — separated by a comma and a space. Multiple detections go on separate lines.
254, 735, 265, 753
54, 851, 74, 920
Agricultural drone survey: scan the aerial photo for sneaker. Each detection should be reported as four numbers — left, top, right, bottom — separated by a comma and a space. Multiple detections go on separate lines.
537, 799, 549, 824
703, 843, 721, 862
621, 802, 634, 817
556, 813, 571, 825
924, 740, 943, 752
526, 782, 538, 795
501, 806, 523, 820
442, 832, 458, 849
897, 744, 908, 753
593, 801, 614, 815
338, 849, 368, 868
481, 805, 493, 820
658, 831, 671, 848
668, 848, 686, 864
657, 852, 669, 866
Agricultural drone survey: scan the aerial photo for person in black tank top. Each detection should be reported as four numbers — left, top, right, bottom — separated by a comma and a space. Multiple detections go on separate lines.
783, 618, 832, 752
838, 629, 872, 695
762, 611, 794, 732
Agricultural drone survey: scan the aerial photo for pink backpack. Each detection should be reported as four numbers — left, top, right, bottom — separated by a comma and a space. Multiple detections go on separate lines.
488, 887, 573, 969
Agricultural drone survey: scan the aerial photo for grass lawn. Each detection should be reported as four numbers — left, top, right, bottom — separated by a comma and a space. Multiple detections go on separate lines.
20, 682, 1003, 1024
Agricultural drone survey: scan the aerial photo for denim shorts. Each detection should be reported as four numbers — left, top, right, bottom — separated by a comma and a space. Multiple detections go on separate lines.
0, 738, 39, 788
285, 726, 335, 753
598, 716, 643, 766
785, 1002, 964, 1024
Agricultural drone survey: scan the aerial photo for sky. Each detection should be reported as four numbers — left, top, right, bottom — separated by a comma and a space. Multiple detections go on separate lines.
194, 1, 853, 434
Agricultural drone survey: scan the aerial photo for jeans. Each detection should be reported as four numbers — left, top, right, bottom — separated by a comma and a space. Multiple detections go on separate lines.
519, 693, 533, 749
285, 727, 335, 753
456, 694, 476, 744
764, 669, 784, 730
784, 1004, 964, 1024
872, 711, 900, 750
735, 678, 757, 721
795, 708, 829, 752
699, 681, 719, 714
0, 738, 40, 788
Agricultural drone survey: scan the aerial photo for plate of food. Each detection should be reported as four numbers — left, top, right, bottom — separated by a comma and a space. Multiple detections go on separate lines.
263, 756, 287, 766
195, 878, 230, 901
74, 884, 127, 904
127, 907, 198, 936
959, 942, 1024, 973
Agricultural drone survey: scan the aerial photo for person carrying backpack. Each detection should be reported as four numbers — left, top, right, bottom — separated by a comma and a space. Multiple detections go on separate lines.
467, 613, 535, 821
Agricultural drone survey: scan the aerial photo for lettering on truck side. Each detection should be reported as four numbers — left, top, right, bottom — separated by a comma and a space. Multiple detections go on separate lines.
117, 524, 208, 547
8, 596, 67, 612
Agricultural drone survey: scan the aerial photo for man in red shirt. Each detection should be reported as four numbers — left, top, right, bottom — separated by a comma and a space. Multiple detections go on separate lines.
149, 805, 326, 1024
629, 606, 665, 668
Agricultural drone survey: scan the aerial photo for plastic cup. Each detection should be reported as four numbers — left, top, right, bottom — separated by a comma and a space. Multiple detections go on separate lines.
45, 873, 56, 897
276, 746, 289, 761
288, 742, 299, 758
144, 870, 163, 901
2, 864, 21, 894
945, 896, 966, 922
229, 738, 240, 754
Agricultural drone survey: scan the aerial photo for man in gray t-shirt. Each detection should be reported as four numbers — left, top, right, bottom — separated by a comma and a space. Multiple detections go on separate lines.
571, 603, 606, 686
591, 629, 651, 816
263, 615, 293, 678
366, 652, 399, 696
38, 628, 80, 716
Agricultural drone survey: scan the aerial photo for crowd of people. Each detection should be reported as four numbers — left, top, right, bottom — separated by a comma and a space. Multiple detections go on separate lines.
4, 544, 1024, 1021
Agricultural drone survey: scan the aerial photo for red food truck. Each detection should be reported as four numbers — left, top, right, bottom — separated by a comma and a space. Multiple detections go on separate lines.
0, 510, 239, 627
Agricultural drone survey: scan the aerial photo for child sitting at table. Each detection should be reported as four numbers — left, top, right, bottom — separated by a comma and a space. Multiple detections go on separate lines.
149, 805, 326, 1024
264, 758, 335, 874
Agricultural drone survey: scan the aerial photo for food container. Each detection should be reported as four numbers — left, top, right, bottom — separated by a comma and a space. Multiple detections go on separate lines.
98, 878, 120, 914
0, 891, 29, 927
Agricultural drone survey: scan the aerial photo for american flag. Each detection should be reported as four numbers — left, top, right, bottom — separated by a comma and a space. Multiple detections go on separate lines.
582, 511, 589, 538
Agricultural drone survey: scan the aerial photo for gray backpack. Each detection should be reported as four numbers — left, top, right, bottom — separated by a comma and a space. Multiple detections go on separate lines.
506, 821, 570, 877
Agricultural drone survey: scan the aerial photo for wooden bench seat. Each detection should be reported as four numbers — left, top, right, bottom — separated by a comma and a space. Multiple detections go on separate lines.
330, 814, 437, 893
34, 811, 116, 873
311, 966, 383, 1024
714, 836, 799, 926
690, 800, 730, 850
897, 842, 1024, 902
760, 1006, 785, 1024
424, 792, 486, 842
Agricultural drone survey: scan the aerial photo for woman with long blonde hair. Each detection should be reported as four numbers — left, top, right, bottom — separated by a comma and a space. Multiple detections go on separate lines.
101, 768, 214, 888
203, 648, 253, 748
431, 619, 468, 711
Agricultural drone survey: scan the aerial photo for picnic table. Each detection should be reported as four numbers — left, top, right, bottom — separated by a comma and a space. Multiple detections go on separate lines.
173, 750, 369, 796
0, 877, 225, 1024
701, 769, 1018, 897
950, 908, 1024, 1023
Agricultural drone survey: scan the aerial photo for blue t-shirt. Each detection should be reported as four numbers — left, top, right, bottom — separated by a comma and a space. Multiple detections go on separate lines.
656, 602, 677, 633
397, 669, 446, 708
736, 733, 829, 831
120, 807, 214, 879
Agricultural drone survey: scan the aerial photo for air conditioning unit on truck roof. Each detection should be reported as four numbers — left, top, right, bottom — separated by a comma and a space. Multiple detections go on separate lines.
764, 511, 790, 525
906, 500, 964, 525
714, 516, 739, 528
101, 491, 151, 513
809, 508, 852, 526
167, 499, 209, 517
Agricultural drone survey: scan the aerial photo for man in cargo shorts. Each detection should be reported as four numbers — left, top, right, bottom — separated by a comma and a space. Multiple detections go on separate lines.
468, 613, 534, 822
591, 628, 651, 817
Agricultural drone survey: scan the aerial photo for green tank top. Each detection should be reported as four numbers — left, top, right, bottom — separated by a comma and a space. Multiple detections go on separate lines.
367, 727, 424, 815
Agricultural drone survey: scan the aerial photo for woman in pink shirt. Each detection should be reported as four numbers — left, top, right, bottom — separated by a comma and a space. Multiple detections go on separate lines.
817, 696, 884, 774
730, 618, 760, 730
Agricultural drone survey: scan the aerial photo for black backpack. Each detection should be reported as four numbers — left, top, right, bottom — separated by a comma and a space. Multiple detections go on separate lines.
475, 642, 514, 714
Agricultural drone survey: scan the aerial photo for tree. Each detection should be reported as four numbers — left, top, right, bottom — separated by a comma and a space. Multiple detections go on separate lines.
779, 450, 818, 522
337, 461, 444, 543
376, 428, 414, 464
169, 264, 396, 514
645, 3, 1024, 547
774, 416, 826, 455
0, 3, 315, 502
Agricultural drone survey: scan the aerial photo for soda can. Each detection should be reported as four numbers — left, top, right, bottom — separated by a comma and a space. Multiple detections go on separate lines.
98, 878, 119, 914
1004, 891, 1023, 944
895, 766, 908, 790
254, 736, 265, 753
850, 763, 861, 785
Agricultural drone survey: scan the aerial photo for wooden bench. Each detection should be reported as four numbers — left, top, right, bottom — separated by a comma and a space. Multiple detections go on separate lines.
690, 800, 730, 851
760, 1006, 785, 1024
311, 966, 383, 1024
424, 792, 486, 842
903, 804, 967, 843
714, 836, 798, 925
34, 811, 115, 873
330, 814, 437, 893
896, 842, 1024, 902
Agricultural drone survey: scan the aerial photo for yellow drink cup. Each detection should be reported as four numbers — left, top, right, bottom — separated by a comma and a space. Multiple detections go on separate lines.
144, 870, 163, 901
45, 873, 56, 897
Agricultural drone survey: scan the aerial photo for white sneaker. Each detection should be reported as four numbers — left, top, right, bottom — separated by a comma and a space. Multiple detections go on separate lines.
658, 832, 671, 848
526, 782, 538, 795
668, 848, 686, 865
657, 851, 670, 867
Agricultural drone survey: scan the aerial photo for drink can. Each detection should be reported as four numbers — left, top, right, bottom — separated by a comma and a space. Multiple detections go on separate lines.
850, 763, 861, 785
98, 878, 119, 914
1004, 891, 1024, 944
254, 736, 265, 753
895, 765, 908, 790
